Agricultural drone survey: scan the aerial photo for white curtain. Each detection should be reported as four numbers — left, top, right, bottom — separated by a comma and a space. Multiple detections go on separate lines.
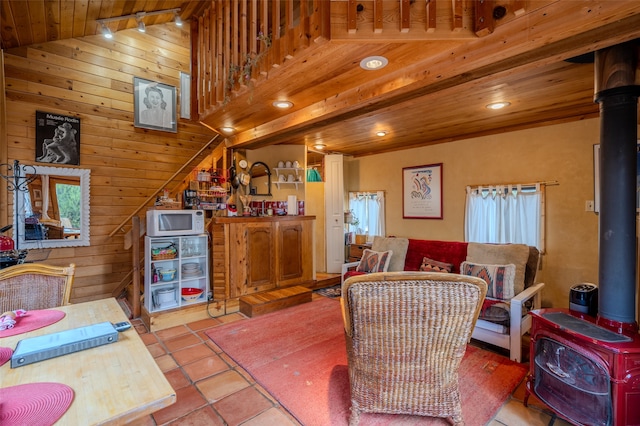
349, 191, 385, 241
40, 175, 51, 220
465, 184, 543, 249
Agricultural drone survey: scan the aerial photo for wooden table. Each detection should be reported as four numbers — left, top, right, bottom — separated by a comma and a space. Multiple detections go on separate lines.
0, 298, 176, 425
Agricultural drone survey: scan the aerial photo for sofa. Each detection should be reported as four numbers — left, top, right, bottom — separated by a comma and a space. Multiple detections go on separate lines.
341, 236, 544, 362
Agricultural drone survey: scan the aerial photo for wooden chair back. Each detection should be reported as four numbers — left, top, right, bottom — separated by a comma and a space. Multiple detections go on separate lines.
0, 263, 75, 312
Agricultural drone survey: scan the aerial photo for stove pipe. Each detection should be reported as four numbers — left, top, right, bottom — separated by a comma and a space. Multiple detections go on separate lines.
594, 42, 640, 332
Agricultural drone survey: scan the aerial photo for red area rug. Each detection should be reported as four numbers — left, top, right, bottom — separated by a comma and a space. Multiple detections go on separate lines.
205, 297, 527, 426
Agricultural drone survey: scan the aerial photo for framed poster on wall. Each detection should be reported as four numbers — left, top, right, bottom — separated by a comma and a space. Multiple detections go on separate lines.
35, 111, 81, 165
402, 163, 443, 219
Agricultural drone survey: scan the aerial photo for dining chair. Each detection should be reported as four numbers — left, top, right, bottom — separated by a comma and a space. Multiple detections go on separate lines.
0, 263, 76, 312
341, 271, 488, 426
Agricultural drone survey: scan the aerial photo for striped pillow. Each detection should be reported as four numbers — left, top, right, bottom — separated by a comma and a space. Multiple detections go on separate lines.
460, 261, 516, 300
356, 249, 393, 273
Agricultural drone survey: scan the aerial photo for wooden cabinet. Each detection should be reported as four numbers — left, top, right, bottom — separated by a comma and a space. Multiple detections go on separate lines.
348, 243, 372, 262
212, 216, 315, 301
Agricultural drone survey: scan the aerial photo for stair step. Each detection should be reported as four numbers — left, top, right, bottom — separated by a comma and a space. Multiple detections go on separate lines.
239, 286, 312, 317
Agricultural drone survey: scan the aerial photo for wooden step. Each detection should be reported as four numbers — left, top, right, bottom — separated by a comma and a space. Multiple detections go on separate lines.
239, 286, 312, 317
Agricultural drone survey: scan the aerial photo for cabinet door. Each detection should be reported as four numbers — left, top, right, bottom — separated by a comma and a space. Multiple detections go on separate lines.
276, 220, 313, 287
229, 222, 275, 297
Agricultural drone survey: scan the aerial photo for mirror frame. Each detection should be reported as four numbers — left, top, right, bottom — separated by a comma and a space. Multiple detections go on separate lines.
14, 165, 91, 249
248, 161, 272, 196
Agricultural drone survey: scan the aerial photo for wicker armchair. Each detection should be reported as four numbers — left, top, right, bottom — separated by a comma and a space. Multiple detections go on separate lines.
0, 263, 75, 312
341, 272, 487, 425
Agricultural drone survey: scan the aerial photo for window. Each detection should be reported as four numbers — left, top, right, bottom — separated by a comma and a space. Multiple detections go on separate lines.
348, 191, 385, 242
464, 184, 544, 250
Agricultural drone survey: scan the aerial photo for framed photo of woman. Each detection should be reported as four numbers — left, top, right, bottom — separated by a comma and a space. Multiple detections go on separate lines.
133, 77, 177, 133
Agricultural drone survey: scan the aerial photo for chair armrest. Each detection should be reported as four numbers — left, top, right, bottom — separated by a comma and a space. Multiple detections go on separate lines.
341, 261, 360, 285
511, 282, 545, 306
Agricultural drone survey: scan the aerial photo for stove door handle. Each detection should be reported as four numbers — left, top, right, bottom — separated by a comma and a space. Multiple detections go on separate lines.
546, 362, 570, 379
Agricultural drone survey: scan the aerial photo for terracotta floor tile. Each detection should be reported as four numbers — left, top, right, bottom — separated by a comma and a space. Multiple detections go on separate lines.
166, 406, 225, 426
155, 353, 179, 372
163, 333, 202, 352
215, 313, 246, 324
147, 342, 167, 358
165, 368, 191, 390
212, 386, 273, 426
183, 354, 230, 381
197, 370, 251, 402
172, 342, 215, 366
187, 317, 222, 331
134, 323, 148, 334
156, 325, 191, 341
140, 333, 158, 345
152, 386, 208, 425
240, 407, 300, 426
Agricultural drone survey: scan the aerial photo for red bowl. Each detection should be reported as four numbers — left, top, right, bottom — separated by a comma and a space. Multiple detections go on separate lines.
181, 287, 203, 301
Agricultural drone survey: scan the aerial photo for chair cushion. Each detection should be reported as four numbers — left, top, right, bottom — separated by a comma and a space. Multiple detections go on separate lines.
466, 243, 529, 295
419, 257, 453, 273
356, 249, 393, 273
460, 261, 516, 300
371, 237, 409, 272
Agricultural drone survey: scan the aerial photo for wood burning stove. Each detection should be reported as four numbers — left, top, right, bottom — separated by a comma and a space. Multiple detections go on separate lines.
526, 309, 640, 426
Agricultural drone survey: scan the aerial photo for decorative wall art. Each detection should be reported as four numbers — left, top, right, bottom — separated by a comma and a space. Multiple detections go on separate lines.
133, 77, 177, 133
180, 72, 191, 119
35, 111, 81, 165
402, 163, 443, 219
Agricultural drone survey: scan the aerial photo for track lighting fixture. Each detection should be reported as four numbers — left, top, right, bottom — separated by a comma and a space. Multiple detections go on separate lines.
100, 23, 113, 39
96, 8, 180, 39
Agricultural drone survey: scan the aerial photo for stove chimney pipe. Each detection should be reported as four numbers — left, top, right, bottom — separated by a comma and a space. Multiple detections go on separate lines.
593, 41, 640, 333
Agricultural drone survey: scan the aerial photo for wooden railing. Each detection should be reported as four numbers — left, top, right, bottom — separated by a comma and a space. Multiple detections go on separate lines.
193, 0, 330, 115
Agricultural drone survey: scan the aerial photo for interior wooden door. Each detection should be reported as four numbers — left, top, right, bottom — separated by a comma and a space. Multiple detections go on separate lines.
324, 154, 345, 273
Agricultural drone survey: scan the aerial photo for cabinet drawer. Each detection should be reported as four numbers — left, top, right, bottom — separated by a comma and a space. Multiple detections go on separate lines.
349, 243, 371, 261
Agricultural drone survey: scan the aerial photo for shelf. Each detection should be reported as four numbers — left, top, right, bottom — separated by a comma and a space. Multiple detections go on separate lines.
274, 181, 303, 189
145, 235, 209, 313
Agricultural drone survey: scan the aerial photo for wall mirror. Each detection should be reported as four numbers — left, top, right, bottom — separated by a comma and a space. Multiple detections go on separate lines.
248, 161, 272, 196
13, 165, 90, 249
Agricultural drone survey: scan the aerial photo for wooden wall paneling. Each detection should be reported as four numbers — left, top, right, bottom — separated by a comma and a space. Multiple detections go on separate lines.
4, 25, 216, 303
224, 0, 232, 97
10, 1, 34, 47
202, 7, 212, 109
27, 1, 47, 44
59, 1, 76, 40
71, 1, 89, 38
0, 51, 7, 229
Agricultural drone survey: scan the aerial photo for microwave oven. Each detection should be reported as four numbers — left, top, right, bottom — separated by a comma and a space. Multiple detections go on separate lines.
146, 209, 205, 237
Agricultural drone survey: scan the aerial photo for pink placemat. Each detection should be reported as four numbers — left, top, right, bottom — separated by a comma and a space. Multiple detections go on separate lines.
0, 310, 66, 338
0, 382, 74, 426
0, 346, 13, 366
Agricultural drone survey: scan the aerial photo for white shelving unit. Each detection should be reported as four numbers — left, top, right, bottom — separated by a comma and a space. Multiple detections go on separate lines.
273, 167, 304, 189
144, 234, 209, 313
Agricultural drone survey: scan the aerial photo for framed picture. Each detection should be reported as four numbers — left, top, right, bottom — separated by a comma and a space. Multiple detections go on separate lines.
593, 142, 640, 213
402, 163, 443, 219
133, 77, 177, 132
35, 111, 80, 165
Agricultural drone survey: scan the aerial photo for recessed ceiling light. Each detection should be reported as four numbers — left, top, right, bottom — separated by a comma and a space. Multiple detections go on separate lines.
376, 131, 387, 137
221, 127, 235, 133
486, 102, 511, 110
273, 100, 293, 109
360, 56, 389, 70
313, 143, 326, 150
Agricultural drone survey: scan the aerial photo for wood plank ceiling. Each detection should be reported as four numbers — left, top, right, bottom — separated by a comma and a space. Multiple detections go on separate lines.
2, 1, 640, 159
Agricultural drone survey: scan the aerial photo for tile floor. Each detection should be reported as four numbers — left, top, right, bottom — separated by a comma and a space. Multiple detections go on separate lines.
128, 293, 572, 426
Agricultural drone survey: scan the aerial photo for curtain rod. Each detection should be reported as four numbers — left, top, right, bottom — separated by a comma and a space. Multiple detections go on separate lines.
467, 180, 559, 188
